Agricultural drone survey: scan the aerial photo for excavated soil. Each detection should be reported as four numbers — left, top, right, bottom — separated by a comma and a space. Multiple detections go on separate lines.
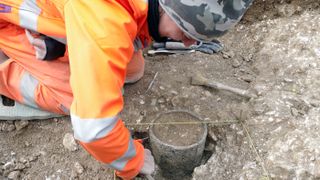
1, 0, 320, 179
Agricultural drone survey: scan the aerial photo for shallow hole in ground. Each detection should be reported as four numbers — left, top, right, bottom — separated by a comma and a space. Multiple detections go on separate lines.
132, 130, 215, 179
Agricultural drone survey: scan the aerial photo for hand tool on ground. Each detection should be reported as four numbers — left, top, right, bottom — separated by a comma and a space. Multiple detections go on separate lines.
191, 73, 257, 99
149, 40, 223, 55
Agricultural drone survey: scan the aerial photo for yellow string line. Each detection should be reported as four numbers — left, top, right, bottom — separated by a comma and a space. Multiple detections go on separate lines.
241, 121, 270, 179
125, 120, 239, 126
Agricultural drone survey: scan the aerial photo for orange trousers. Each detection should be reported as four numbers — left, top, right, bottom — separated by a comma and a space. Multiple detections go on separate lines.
0, 23, 145, 114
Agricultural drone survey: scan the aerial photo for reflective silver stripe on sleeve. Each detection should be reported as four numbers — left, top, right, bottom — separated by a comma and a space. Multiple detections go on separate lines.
19, 0, 41, 32
109, 137, 136, 170
71, 114, 119, 143
20, 71, 39, 108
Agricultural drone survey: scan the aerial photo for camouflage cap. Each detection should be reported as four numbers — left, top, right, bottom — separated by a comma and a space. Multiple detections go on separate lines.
158, 0, 254, 42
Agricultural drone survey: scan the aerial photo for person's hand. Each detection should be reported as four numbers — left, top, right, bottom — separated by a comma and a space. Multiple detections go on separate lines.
150, 39, 223, 55
194, 40, 223, 54
139, 149, 155, 176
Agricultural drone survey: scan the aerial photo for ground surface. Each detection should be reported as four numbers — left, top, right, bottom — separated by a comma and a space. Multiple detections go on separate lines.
1, 0, 320, 179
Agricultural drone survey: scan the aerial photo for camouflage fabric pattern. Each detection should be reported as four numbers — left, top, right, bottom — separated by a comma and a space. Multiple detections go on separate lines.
158, 0, 254, 42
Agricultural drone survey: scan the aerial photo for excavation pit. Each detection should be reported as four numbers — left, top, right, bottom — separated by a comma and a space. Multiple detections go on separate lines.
149, 110, 207, 178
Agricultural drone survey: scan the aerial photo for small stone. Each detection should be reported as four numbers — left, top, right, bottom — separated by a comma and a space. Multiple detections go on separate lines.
18, 158, 27, 164
159, 86, 165, 90
170, 90, 178, 95
8, 171, 20, 180
24, 141, 30, 147
140, 110, 146, 116
63, 133, 78, 152
139, 99, 145, 105
153, 106, 159, 112
310, 156, 315, 161
171, 96, 179, 107
283, 78, 294, 83
291, 107, 299, 117
28, 155, 38, 162
14, 163, 25, 170
208, 131, 218, 141
14, 120, 29, 131
74, 162, 84, 174
136, 116, 143, 124
277, 4, 301, 17
222, 53, 229, 59
232, 59, 242, 68
242, 55, 252, 62
70, 170, 79, 179
3, 161, 15, 170
157, 97, 166, 104
22, 174, 32, 180
1, 123, 7, 131
204, 143, 215, 151
25, 162, 31, 168
240, 74, 255, 83
150, 99, 157, 106
170, 54, 177, 58
35, 151, 47, 157
194, 105, 201, 113
222, 51, 235, 59
309, 100, 320, 107
204, 91, 212, 98
7, 124, 16, 132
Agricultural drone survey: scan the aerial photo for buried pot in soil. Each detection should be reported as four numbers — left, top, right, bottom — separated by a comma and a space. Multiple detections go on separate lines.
149, 110, 208, 178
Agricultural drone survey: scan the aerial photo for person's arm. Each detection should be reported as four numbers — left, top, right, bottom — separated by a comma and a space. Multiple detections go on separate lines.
64, 1, 144, 179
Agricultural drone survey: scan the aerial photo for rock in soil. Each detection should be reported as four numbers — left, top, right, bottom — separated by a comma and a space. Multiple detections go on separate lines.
7, 171, 20, 180
62, 133, 78, 152
74, 162, 84, 174
14, 120, 29, 131
2, 123, 16, 132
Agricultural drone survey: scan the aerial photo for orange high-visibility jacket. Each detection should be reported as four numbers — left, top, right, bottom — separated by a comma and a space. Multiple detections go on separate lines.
0, 0, 151, 179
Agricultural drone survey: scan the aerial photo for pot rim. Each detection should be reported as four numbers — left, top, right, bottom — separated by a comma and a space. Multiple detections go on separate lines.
149, 110, 208, 150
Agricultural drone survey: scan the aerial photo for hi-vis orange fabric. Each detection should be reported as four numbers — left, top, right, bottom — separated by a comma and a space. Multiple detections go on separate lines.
0, 0, 151, 179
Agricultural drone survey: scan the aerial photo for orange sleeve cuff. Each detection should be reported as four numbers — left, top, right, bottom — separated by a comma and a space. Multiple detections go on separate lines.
116, 140, 145, 179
